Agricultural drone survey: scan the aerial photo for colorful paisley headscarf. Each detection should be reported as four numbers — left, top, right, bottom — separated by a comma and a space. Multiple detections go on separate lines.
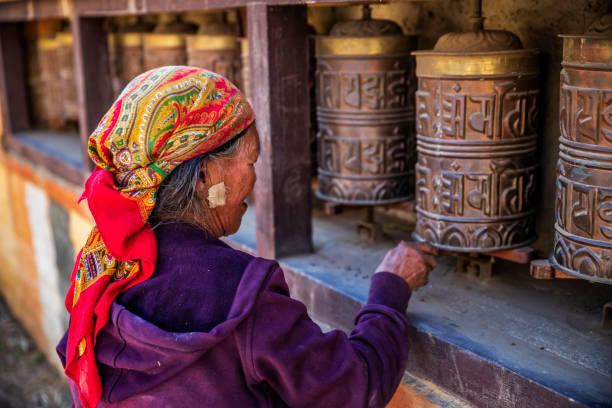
64, 66, 254, 408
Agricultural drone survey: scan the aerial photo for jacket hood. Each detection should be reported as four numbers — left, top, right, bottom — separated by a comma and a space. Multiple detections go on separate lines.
84, 257, 275, 403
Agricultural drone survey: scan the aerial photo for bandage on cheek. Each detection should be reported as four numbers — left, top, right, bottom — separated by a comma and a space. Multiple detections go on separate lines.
207, 182, 227, 208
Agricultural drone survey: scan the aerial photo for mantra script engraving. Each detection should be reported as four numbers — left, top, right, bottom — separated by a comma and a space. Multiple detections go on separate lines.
560, 84, 612, 145
414, 75, 539, 250
315, 56, 415, 204
555, 174, 612, 241
318, 67, 411, 111
416, 79, 538, 141
552, 64, 612, 281
319, 129, 409, 176
416, 157, 536, 218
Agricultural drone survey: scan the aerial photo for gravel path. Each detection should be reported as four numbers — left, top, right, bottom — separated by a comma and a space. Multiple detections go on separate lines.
0, 295, 72, 407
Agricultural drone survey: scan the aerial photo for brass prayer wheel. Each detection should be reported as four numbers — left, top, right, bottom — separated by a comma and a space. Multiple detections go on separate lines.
37, 37, 64, 129
186, 14, 241, 86
26, 36, 46, 127
315, 6, 417, 205
143, 15, 196, 71
109, 17, 155, 96
240, 38, 250, 97
412, 10, 540, 251
143, 34, 187, 71
56, 32, 78, 123
551, 14, 612, 283
116, 33, 145, 90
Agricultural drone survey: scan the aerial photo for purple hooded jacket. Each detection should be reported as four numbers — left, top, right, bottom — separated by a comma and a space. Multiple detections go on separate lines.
57, 222, 412, 407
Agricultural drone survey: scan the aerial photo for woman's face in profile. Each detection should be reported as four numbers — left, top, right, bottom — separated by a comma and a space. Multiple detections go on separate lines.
203, 126, 260, 236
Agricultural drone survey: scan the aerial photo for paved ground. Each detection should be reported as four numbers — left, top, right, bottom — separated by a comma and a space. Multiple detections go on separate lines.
0, 295, 72, 408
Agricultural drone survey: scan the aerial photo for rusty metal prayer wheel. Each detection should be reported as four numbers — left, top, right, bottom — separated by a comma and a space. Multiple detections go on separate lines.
186, 14, 241, 86
240, 38, 250, 97
37, 36, 64, 129
412, 5, 540, 251
24, 21, 62, 127
551, 14, 612, 283
143, 14, 196, 71
56, 32, 78, 124
117, 33, 145, 89
109, 17, 154, 96
315, 6, 417, 205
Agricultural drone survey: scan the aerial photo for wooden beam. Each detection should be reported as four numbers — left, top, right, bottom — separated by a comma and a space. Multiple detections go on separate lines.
0, 22, 30, 136
530, 259, 580, 280
0, 0, 382, 21
0, 0, 67, 22
440, 246, 535, 264
71, 17, 113, 172
248, 4, 313, 259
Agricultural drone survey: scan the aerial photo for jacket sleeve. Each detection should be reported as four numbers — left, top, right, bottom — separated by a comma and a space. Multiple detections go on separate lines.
241, 264, 412, 408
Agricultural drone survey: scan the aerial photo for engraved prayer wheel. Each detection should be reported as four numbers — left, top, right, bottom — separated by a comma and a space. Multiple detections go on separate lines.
26, 34, 46, 127
186, 35, 241, 86
143, 34, 187, 71
551, 14, 612, 283
315, 6, 417, 205
117, 33, 145, 90
143, 14, 196, 71
37, 36, 64, 129
240, 38, 250, 97
56, 32, 78, 123
109, 17, 154, 96
186, 14, 241, 86
412, 9, 540, 251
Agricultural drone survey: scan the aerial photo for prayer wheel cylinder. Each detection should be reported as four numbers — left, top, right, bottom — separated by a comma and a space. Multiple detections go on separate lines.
186, 35, 241, 86
143, 34, 187, 71
412, 29, 540, 251
117, 33, 145, 91
143, 15, 195, 71
37, 37, 64, 129
56, 32, 78, 123
187, 13, 241, 87
315, 8, 417, 205
240, 38, 250, 97
109, 17, 155, 96
551, 15, 612, 283
26, 37, 46, 126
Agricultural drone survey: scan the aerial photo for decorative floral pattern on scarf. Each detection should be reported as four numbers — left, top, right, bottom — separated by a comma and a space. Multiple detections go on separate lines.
64, 66, 254, 408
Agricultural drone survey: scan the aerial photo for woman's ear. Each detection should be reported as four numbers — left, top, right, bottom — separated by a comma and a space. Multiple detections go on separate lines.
196, 160, 208, 198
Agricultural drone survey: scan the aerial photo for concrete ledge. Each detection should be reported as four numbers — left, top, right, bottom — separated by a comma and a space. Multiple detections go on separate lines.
226, 206, 612, 408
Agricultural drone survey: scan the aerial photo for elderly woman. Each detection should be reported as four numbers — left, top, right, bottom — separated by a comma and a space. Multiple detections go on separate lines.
57, 66, 437, 408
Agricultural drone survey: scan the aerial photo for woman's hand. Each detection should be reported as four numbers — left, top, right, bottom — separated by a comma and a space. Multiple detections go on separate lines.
375, 241, 439, 292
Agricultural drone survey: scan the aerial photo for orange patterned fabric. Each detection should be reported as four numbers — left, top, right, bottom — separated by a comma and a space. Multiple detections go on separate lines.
64, 66, 254, 408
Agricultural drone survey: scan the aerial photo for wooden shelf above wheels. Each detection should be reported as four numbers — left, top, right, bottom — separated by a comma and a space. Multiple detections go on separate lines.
0, 0, 407, 22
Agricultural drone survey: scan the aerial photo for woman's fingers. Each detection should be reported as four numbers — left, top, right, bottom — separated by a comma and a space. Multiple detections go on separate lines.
399, 240, 439, 256
415, 242, 439, 256
422, 254, 437, 269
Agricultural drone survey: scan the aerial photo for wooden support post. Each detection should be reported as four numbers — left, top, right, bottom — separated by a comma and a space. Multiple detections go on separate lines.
0, 23, 29, 136
247, 4, 313, 259
530, 259, 579, 279
71, 17, 113, 172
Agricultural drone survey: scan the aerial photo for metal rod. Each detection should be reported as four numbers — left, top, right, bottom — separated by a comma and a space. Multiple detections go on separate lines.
471, 0, 484, 31
362, 4, 372, 21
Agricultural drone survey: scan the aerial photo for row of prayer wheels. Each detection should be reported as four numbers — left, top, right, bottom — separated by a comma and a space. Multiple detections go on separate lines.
24, 8, 610, 284
313, 6, 612, 284
28, 31, 78, 129
108, 13, 244, 98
